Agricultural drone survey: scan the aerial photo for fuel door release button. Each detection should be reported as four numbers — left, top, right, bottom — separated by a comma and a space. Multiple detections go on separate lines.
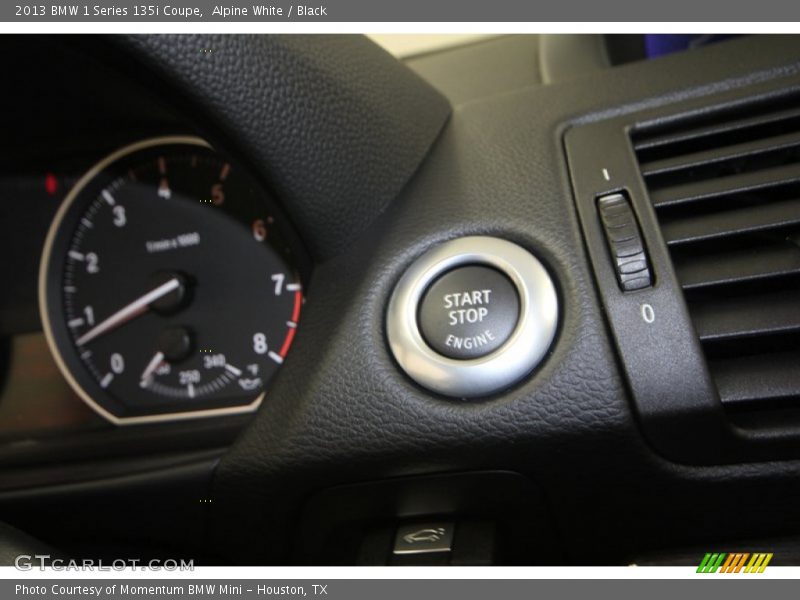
418, 266, 519, 359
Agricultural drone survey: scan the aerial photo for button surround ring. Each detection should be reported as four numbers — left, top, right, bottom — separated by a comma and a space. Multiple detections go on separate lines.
386, 236, 559, 398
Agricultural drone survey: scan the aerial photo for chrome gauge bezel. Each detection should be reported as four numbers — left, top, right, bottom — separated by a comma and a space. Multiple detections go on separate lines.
39, 135, 297, 425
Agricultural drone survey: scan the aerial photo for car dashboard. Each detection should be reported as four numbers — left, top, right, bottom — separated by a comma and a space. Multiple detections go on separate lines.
1, 33, 800, 566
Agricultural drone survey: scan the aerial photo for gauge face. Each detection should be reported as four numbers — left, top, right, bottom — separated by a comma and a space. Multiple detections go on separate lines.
40, 137, 304, 424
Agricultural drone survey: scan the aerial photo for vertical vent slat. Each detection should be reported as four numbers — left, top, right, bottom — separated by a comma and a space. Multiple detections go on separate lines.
633, 105, 800, 156
633, 96, 800, 414
711, 352, 800, 406
660, 198, 800, 244
675, 245, 800, 289
649, 163, 800, 208
639, 130, 800, 177
690, 291, 800, 342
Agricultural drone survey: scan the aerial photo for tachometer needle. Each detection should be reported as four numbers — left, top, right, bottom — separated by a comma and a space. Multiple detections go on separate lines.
76, 278, 181, 346
140, 351, 166, 387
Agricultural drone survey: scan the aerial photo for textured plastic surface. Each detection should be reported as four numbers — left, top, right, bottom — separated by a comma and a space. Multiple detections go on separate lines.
8, 35, 800, 566
406, 36, 542, 105
112, 34, 451, 260
566, 76, 800, 464
296, 471, 555, 566
207, 37, 800, 564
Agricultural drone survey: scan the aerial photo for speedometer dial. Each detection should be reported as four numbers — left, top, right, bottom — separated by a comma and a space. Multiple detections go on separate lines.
39, 136, 304, 424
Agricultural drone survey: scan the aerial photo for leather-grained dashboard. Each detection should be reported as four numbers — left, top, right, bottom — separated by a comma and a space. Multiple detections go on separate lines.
2, 34, 800, 566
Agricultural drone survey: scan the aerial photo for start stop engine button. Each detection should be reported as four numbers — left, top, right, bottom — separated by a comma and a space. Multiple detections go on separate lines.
418, 266, 519, 359
385, 236, 558, 398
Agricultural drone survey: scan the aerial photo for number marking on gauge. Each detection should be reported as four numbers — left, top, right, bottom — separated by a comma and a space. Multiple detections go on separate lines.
41, 137, 303, 424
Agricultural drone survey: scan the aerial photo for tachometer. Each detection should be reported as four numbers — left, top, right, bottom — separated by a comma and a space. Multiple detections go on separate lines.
39, 136, 304, 424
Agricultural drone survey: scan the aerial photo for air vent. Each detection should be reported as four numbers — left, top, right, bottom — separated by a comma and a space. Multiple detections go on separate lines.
632, 97, 800, 419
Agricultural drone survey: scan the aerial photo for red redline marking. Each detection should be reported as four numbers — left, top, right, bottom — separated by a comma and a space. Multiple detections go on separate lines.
291, 290, 302, 323
279, 328, 296, 358
280, 291, 303, 358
